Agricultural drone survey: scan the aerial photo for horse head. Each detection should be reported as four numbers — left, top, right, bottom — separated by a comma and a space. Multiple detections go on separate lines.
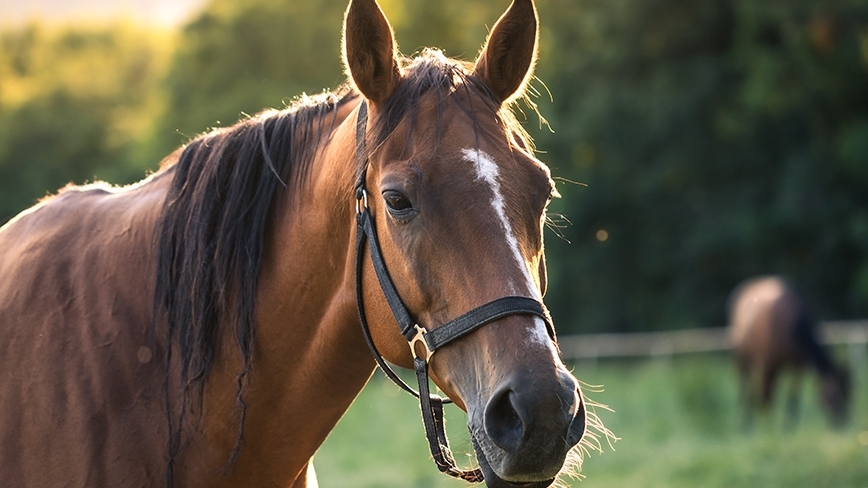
344, 0, 587, 485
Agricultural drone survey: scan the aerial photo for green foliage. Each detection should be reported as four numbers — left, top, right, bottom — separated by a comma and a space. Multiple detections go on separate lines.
147, 0, 498, 159
0, 23, 173, 223
531, 0, 868, 332
148, 0, 349, 158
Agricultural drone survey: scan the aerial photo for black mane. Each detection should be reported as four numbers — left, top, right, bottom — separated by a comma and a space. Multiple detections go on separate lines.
153, 84, 356, 479
151, 49, 528, 482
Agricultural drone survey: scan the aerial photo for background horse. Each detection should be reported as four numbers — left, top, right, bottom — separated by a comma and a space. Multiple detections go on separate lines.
0, 0, 605, 486
728, 275, 850, 427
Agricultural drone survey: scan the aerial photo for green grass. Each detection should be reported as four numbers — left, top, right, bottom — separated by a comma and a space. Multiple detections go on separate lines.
315, 353, 868, 487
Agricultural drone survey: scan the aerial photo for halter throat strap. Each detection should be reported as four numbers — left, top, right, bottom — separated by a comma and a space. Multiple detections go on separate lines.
352, 100, 554, 483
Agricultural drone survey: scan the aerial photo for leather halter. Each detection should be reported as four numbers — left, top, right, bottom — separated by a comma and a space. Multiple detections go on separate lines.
352, 101, 555, 482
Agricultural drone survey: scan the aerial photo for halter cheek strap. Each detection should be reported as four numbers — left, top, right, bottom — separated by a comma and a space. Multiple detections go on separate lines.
352, 100, 555, 483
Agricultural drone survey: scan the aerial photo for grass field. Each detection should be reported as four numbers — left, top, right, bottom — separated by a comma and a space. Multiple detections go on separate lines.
315, 350, 868, 487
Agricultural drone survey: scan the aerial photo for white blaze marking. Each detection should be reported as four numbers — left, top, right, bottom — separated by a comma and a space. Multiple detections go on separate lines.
462, 148, 533, 295
462, 148, 554, 351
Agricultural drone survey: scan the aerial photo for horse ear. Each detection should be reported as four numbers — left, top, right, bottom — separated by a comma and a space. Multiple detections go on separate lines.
342, 0, 401, 104
472, 0, 539, 104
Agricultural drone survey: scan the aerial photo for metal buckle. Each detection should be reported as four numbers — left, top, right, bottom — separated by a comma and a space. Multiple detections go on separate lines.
410, 324, 434, 362
356, 188, 368, 215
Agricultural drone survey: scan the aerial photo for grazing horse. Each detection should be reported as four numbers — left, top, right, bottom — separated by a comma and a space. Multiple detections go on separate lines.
0, 0, 606, 486
728, 276, 850, 427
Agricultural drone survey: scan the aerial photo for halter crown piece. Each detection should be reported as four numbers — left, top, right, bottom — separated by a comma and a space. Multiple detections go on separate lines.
352, 101, 556, 482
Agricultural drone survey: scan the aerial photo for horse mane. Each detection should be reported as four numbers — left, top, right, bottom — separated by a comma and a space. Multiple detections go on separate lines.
151, 49, 535, 480
153, 84, 357, 478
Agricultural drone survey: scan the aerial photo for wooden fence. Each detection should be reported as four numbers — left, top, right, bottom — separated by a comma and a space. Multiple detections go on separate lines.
558, 320, 868, 363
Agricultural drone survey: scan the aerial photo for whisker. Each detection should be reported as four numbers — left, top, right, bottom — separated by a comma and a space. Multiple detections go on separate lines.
553, 390, 618, 486
553, 176, 588, 187
545, 213, 571, 243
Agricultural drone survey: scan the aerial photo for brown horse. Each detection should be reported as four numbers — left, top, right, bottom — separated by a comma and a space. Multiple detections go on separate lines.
0, 0, 608, 486
728, 275, 850, 427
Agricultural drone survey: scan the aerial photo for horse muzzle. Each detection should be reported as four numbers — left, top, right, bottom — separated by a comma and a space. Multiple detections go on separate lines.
468, 372, 586, 487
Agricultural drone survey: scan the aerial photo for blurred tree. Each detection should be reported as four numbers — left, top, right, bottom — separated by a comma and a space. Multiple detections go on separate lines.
148, 0, 499, 159
532, 0, 868, 332
0, 23, 174, 223
148, 0, 348, 159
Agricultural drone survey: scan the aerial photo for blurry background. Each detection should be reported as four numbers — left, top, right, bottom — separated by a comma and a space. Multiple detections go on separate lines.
1, 0, 867, 485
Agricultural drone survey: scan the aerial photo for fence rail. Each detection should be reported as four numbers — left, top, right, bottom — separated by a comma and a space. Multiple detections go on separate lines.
558, 320, 868, 361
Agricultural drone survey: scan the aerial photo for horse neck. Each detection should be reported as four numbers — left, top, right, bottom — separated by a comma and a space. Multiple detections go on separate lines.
256, 103, 373, 383
190, 101, 376, 483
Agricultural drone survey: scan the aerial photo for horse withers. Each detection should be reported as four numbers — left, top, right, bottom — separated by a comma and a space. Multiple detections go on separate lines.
0, 0, 605, 486
728, 275, 850, 427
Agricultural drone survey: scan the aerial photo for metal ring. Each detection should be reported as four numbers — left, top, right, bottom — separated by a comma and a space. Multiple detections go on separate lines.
410, 324, 434, 362
356, 189, 368, 215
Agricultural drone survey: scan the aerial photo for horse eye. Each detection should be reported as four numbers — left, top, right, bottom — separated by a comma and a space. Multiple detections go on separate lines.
383, 191, 412, 212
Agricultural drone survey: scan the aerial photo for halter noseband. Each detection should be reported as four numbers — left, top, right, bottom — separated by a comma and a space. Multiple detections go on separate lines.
352, 100, 555, 483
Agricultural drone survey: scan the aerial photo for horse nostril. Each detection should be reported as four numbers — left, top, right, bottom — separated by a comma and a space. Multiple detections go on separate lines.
484, 388, 525, 452
566, 393, 586, 447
